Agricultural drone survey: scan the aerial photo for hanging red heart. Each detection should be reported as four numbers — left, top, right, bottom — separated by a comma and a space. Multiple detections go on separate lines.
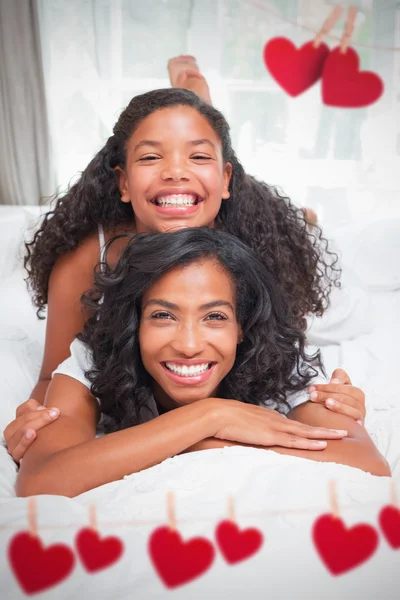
148, 525, 215, 589
215, 519, 263, 565
263, 37, 330, 97
379, 505, 400, 549
8, 531, 75, 594
313, 514, 379, 575
75, 527, 124, 573
322, 46, 383, 108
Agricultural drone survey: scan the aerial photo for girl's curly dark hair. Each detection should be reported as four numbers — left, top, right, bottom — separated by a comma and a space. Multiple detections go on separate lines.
80, 227, 322, 433
25, 88, 340, 323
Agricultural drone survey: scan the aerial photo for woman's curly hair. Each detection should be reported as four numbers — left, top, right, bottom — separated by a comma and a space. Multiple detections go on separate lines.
79, 227, 322, 433
25, 88, 340, 323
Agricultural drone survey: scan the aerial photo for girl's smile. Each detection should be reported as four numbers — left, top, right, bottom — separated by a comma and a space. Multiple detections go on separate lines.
116, 106, 232, 233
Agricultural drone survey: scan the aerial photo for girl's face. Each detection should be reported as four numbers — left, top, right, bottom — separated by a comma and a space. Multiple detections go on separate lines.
139, 259, 241, 410
116, 106, 232, 233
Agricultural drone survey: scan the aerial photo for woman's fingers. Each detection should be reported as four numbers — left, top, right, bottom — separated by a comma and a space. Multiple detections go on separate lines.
284, 422, 348, 439
276, 434, 328, 451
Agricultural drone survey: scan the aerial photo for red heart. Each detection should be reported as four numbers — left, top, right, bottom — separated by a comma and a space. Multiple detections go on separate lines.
8, 531, 75, 594
75, 527, 124, 573
379, 505, 400, 549
148, 526, 215, 588
322, 47, 383, 108
215, 519, 263, 565
263, 37, 330, 97
313, 514, 378, 575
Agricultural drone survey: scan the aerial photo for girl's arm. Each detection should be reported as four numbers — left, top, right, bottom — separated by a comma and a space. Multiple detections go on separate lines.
16, 375, 219, 498
32, 235, 100, 403
184, 403, 391, 477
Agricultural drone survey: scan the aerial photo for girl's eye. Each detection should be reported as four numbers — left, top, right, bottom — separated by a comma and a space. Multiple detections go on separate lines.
205, 312, 228, 321
138, 155, 160, 162
151, 311, 173, 320
192, 154, 212, 160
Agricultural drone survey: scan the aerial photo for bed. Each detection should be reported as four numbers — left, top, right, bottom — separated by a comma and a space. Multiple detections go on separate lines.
0, 205, 399, 598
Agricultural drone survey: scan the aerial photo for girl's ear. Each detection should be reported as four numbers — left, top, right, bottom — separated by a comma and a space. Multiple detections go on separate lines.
222, 162, 232, 200
115, 166, 131, 203
237, 327, 243, 345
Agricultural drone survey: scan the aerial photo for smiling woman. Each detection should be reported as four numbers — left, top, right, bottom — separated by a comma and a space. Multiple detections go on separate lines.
15, 228, 389, 498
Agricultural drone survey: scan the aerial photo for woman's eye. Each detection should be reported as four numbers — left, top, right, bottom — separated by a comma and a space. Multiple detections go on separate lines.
205, 312, 227, 321
151, 311, 173, 320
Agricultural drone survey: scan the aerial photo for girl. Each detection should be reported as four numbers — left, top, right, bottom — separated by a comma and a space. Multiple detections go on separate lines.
16, 228, 388, 498
6, 81, 358, 461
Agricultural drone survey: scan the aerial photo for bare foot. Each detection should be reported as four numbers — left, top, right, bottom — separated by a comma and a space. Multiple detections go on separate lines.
167, 55, 212, 104
303, 208, 318, 227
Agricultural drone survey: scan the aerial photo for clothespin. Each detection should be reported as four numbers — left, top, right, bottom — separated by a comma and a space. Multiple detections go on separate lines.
313, 5, 343, 48
167, 491, 177, 532
329, 480, 340, 519
227, 495, 236, 524
28, 497, 38, 538
89, 503, 98, 532
340, 6, 357, 54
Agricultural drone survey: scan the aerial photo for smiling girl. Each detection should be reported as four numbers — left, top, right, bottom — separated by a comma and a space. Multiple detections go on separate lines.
15, 228, 388, 499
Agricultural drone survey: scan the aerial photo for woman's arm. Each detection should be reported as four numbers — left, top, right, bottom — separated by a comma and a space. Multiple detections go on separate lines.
16, 375, 219, 498
183, 403, 391, 477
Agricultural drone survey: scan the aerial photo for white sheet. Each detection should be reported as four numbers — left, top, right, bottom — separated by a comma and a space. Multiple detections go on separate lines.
0, 207, 399, 599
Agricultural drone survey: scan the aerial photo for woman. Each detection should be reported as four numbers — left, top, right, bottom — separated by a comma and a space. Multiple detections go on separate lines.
16, 228, 389, 499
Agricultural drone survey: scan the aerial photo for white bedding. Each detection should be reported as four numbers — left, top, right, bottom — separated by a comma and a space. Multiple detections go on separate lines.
0, 206, 399, 598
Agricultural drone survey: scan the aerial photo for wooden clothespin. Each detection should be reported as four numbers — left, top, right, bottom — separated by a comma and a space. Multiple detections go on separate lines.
340, 6, 357, 54
313, 5, 343, 48
167, 491, 177, 532
227, 495, 236, 524
329, 479, 340, 519
28, 497, 38, 538
89, 503, 98, 532
390, 479, 398, 509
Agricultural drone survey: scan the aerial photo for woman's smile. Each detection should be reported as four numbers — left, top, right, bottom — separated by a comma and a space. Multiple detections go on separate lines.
139, 258, 240, 410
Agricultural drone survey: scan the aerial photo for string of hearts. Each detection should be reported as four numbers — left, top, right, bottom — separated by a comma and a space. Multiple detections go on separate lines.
263, 5, 385, 108
6, 480, 400, 595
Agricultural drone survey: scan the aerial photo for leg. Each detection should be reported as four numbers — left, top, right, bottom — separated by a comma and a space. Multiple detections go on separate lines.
167, 55, 212, 104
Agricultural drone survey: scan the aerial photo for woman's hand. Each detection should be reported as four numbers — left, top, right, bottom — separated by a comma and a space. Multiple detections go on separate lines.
308, 369, 366, 424
3, 399, 60, 463
209, 398, 348, 451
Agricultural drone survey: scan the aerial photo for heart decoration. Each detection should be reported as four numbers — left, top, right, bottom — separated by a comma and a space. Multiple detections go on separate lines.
8, 531, 75, 595
215, 520, 263, 565
322, 47, 384, 108
379, 505, 400, 549
148, 526, 215, 589
313, 514, 379, 575
75, 527, 124, 573
263, 37, 330, 97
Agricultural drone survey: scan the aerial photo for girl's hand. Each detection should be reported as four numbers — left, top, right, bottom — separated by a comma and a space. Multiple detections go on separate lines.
210, 399, 347, 451
308, 368, 366, 424
3, 399, 60, 463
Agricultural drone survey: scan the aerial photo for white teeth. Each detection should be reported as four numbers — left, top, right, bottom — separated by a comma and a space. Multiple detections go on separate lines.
156, 194, 197, 206
165, 362, 210, 376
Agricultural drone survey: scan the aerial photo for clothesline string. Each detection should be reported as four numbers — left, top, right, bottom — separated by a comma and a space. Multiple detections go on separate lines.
246, 0, 400, 52
0, 499, 389, 531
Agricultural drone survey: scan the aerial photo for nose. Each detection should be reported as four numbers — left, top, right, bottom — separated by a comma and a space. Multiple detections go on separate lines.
170, 322, 205, 357
160, 156, 190, 182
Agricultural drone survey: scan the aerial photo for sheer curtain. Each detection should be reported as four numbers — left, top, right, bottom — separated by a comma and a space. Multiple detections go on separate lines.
37, 0, 400, 226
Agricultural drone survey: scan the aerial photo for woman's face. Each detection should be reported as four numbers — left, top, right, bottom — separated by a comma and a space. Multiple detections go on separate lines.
139, 259, 241, 410
116, 106, 232, 233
